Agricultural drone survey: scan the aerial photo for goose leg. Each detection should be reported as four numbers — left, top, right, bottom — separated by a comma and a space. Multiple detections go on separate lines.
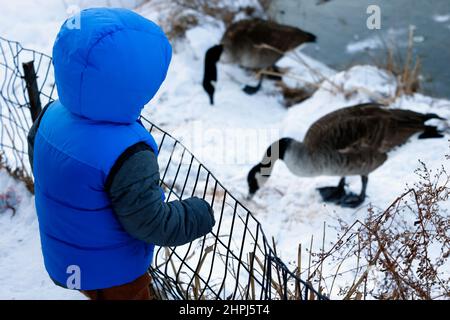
338, 175, 368, 208
317, 177, 346, 203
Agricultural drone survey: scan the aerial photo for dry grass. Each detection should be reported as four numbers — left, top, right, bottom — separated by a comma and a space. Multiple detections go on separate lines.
301, 150, 450, 300
139, 0, 269, 40
165, 11, 200, 40
0, 153, 34, 194
276, 82, 316, 108
377, 26, 422, 97
172, 0, 259, 26
260, 26, 424, 107
257, 0, 273, 12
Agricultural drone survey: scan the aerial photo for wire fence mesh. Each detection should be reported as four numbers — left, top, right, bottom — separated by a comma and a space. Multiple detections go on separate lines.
0, 36, 55, 187
0, 36, 327, 300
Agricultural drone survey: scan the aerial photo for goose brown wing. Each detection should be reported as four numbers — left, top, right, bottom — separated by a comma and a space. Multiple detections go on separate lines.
377, 109, 431, 150
303, 104, 427, 154
342, 106, 431, 151
304, 114, 388, 154
223, 19, 316, 53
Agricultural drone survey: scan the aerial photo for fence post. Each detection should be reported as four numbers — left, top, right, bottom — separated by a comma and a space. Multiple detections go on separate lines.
22, 61, 42, 122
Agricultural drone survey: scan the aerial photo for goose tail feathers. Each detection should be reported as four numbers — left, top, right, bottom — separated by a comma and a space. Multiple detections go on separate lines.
418, 126, 444, 139
304, 31, 317, 43
423, 113, 445, 121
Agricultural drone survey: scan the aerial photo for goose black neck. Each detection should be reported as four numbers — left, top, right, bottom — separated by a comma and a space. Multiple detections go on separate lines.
203, 45, 223, 105
261, 137, 293, 165
203, 45, 223, 82
270, 138, 293, 161
257, 138, 293, 177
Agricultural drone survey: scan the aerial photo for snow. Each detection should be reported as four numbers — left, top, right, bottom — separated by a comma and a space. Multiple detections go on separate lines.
0, 169, 84, 299
0, 0, 147, 54
346, 28, 408, 53
433, 14, 450, 23
0, 1, 449, 299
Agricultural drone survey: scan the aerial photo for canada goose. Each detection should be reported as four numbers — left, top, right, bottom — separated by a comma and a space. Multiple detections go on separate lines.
203, 18, 317, 105
247, 103, 445, 208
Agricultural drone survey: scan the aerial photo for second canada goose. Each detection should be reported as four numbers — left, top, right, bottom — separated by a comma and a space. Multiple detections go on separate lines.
247, 103, 445, 208
203, 18, 317, 105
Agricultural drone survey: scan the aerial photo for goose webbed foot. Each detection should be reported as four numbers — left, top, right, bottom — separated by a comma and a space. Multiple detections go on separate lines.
317, 178, 346, 203
243, 77, 263, 95
243, 85, 260, 95
337, 175, 368, 208
338, 193, 366, 208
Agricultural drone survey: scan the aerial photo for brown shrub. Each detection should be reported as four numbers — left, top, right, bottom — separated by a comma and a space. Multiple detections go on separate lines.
294, 146, 450, 300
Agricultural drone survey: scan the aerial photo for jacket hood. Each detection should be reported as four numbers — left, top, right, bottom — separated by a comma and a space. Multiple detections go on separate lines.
52, 8, 172, 123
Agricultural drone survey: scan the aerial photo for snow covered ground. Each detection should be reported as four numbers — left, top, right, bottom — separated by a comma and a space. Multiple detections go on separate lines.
0, 169, 83, 299
0, 1, 448, 299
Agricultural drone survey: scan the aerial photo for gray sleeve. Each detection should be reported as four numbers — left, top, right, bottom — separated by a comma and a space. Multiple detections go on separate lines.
27, 119, 38, 172
27, 102, 52, 173
107, 147, 215, 247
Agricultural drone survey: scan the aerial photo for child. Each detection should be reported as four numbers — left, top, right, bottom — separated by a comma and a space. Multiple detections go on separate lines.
27, 8, 215, 300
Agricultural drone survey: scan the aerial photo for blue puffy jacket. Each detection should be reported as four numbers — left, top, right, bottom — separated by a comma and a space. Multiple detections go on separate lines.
32, 8, 214, 290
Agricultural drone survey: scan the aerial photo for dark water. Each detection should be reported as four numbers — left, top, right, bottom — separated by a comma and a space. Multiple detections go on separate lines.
269, 0, 450, 98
